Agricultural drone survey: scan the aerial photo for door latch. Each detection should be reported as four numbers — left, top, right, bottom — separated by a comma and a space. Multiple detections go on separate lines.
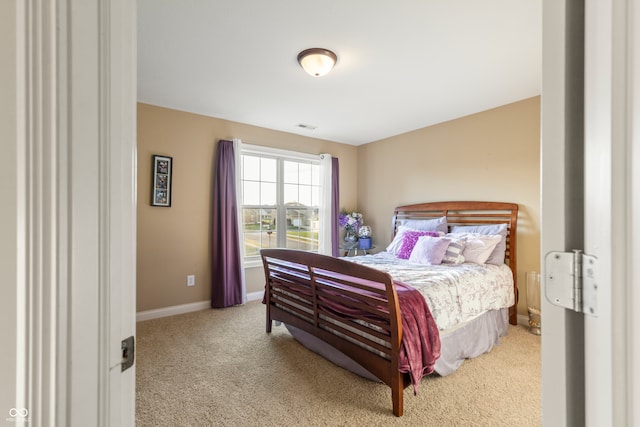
545, 250, 598, 317
121, 336, 135, 372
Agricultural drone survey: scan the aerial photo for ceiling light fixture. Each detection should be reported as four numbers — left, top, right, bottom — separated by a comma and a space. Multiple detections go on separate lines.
297, 48, 337, 77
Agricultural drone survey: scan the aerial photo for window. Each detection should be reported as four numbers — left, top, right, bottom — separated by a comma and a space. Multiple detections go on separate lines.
240, 146, 321, 262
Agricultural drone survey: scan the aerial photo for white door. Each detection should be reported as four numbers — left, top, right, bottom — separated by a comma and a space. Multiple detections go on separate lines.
103, 1, 138, 424
0, 1, 136, 425
541, 0, 639, 425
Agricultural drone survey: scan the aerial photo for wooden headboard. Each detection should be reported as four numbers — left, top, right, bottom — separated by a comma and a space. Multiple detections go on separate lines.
391, 201, 519, 324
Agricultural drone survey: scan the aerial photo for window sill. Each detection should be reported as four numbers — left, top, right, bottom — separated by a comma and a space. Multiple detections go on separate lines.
243, 259, 263, 269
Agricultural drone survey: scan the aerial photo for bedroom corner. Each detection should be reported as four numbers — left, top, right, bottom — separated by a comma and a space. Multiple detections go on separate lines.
355, 96, 541, 322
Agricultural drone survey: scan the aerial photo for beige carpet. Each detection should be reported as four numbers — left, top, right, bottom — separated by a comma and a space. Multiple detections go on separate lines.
136, 301, 541, 426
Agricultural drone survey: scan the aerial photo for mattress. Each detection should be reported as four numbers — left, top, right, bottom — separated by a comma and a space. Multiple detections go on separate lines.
343, 252, 515, 330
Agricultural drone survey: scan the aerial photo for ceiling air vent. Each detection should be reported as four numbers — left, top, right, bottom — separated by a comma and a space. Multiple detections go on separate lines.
296, 123, 317, 130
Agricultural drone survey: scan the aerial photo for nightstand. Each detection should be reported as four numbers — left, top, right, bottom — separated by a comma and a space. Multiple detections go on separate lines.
341, 244, 375, 257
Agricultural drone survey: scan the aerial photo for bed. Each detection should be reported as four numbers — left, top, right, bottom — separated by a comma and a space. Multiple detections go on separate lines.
261, 201, 518, 416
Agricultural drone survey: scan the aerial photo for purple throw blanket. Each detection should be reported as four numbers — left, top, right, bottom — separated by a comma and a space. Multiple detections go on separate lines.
316, 279, 441, 391
395, 281, 441, 393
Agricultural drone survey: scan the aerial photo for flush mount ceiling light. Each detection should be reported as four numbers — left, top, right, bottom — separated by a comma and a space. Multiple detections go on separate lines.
297, 48, 337, 77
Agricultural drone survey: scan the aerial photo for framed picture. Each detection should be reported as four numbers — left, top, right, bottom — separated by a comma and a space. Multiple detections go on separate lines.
151, 155, 173, 207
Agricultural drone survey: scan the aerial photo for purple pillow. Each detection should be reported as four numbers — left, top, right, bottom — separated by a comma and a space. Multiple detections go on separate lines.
397, 230, 441, 259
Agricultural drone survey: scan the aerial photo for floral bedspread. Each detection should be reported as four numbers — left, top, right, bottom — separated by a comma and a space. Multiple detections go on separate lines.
344, 252, 514, 331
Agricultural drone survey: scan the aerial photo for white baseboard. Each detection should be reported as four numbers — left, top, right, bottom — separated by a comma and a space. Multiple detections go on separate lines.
136, 300, 211, 322
136, 291, 264, 322
246, 291, 263, 302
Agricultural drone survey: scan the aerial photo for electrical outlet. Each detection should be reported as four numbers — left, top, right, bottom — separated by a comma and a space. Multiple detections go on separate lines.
187, 275, 195, 287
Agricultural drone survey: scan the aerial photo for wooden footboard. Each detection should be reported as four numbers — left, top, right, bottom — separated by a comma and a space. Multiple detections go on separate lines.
261, 249, 410, 416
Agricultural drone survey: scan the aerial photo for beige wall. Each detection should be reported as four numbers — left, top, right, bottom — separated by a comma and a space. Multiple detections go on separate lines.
137, 103, 359, 311
137, 98, 541, 317
357, 96, 541, 316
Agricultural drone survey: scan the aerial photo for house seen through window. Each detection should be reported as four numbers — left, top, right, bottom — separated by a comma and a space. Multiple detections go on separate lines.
241, 149, 321, 261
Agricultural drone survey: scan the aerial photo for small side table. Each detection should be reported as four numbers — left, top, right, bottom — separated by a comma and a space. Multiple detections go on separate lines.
341, 244, 375, 257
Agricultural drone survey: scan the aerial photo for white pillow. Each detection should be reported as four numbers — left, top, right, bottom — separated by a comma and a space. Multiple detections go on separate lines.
408, 236, 451, 265
450, 224, 508, 265
402, 216, 448, 233
386, 226, 411, 255
449, 233, 501, 264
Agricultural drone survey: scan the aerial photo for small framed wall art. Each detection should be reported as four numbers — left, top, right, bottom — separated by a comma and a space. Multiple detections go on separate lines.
151, 154, 173, 207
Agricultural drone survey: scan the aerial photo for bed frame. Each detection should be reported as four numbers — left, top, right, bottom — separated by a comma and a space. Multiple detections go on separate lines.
261, 201, 518, 417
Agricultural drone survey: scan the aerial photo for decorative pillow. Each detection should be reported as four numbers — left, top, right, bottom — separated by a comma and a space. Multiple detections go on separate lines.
450, 223, 508, 265
402, 216, 448, 233
449, 233, 501, 264
397, 230, 441, 259
441, 238, 466, 265
386, 226, 443, 255
386, 226, 413, 255
408, 236, 451, 265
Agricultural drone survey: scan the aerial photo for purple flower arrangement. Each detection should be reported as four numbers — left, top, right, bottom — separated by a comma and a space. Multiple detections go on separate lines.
339, 210, 363, 233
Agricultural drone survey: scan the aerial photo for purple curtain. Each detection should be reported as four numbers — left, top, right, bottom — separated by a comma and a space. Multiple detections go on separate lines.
211, 140, 243, 308
331, 157, 340, 257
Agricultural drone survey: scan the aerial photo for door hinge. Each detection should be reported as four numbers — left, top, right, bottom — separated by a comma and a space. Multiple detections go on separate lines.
121, 336, 135, 372
544, 250, 598, 317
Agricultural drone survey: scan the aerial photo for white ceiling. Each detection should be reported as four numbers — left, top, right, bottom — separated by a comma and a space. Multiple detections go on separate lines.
137, 0, 541, 146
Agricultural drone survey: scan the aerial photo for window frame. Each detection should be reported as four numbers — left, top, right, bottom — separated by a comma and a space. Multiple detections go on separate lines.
240, 144, 322, 267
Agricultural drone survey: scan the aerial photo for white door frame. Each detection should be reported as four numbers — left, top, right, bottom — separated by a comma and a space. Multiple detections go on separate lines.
583, 0, 624, 425
0, 0, 21, 421
542, 0, 639, 425
630, 1, 640, 422
0, 1, 136, 425
541, 0, 584, 423
103, 0, 137, 424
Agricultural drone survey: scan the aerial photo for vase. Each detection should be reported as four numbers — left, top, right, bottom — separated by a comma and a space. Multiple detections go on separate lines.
344, 230, 358, 243
526, 271, 541, 335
